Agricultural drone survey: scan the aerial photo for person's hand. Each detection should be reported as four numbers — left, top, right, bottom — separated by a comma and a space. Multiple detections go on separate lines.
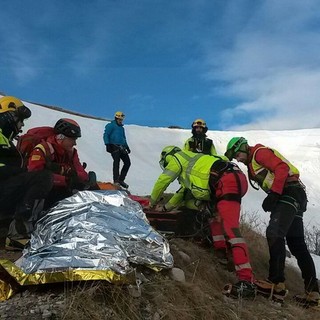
66, 171, 80, 190
106, 144, 112, 153
126, 147, 131, 154
262, 192, 280, 212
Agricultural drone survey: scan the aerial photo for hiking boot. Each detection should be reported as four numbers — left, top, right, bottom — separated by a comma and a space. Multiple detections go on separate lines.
222, 280, 256, 299
293, 291, 320, 308
255, 279, 288, 303
118, 180, 129, 189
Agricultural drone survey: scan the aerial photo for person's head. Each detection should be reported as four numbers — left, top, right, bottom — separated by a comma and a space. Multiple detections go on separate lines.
159, 146, 181, 169
225, 137, 249, 164
0, 96, 31, 139
114, 111, 125, 125
54, 118, 81, 151
191, 118, 208, 137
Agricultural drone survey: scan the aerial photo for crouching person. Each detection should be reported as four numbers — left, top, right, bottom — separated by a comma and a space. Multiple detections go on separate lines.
149, 146, 255, 298
27, 118, 94, 209
0, 96, 53, 248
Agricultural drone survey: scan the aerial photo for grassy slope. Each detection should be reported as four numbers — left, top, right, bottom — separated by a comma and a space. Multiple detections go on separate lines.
60, 222, 318, 320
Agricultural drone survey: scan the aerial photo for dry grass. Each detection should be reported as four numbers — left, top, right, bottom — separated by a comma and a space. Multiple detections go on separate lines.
58, 220, 319, 320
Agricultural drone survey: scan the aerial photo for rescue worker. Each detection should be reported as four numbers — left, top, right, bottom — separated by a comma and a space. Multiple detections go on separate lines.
161, 118, 217, 212
225, 137, 320, 306
103, 111, 131, 188
27, 118, 91, 209
0, 96, 53, 247
150, 146, 256, 298
183, 118, 216, 155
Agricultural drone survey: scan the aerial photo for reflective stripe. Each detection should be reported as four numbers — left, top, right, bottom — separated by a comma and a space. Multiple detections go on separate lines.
0, 163, 5, 167
212, 235, 225, 241
163, 168, 179, 178
185, 153, 203, 189
235, 262, 252, 271
36, 144, 47, 155
229, 237, 246, 245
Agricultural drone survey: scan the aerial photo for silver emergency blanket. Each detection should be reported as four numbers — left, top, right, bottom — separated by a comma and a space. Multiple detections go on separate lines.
17, 190, 173, 274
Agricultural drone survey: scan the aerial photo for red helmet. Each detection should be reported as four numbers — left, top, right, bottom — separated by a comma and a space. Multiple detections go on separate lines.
54, 118, 81, 138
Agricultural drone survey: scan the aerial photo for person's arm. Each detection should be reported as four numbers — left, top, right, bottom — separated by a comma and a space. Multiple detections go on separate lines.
210, 141, 217, 156
28, 145, 67, 187
183, 138, 192, 152
150, 159, 181, 206
165, 186, 186, 211
103, 123, 112, 145
255, 148, 290, 194
72, 150, 89, 183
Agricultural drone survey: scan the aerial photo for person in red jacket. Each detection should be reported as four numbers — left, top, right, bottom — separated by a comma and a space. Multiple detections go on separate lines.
28, 118, 90, 209
225, 137, 320, 306
209, 160, 255, 299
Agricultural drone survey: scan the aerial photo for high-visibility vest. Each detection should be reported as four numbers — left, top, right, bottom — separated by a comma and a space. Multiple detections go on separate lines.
249, 146, 299, 192
150, 150, 228, 204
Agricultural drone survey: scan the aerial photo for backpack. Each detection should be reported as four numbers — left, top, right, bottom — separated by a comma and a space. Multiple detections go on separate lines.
16, 126, 55, 167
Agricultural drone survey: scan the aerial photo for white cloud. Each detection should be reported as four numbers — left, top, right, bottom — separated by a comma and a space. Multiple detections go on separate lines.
203, 0, 320, 130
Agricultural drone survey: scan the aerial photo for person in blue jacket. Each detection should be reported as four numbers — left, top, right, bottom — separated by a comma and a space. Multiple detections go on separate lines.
103, 111, 131, 188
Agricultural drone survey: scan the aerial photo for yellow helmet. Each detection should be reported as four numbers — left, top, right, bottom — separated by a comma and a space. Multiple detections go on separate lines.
115, 111, 125, 120
0, 96, 31, 120
159, 146, 181, 169
192, 118, 206, 128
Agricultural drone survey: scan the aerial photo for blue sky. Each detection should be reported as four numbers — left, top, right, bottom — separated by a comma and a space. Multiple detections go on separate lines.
1, 0, 320, 130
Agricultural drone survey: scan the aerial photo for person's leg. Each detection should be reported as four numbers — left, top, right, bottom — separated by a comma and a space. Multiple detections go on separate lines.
0, 170, 53, 241
111, 150, 121, 182
119, 153, 131, 182
218, 200, 253, 282
265, 201, 296, 284
287, 216, 319, 293
209, 216, 227, 251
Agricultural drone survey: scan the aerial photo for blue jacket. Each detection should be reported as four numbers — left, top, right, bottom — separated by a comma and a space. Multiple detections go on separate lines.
103, 120, 129, 147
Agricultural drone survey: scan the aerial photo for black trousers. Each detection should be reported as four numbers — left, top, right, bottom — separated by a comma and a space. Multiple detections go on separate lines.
266, 185, 319, 292
111, 149, 131, 182
0, 170, 53, 218
0, 170, 53, 240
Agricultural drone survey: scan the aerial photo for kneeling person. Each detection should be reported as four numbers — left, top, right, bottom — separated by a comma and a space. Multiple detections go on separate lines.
0, 96, 53, 246
28, 118, 91, 209
150, 146, 255, 298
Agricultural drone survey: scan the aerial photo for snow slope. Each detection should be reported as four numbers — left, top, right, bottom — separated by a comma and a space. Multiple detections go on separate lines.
3, 96, 320, 276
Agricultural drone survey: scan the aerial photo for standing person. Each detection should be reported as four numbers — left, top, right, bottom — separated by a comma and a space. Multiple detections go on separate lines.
225, 137, 320, 306
183, 118, 216, 155
103, 111, 131, 188
150, 146, 256, 298
27, 118, 90, 209
0, 96, 53, 246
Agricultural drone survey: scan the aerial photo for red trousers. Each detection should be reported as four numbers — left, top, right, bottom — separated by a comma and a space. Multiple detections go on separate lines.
209, 171, 253, 282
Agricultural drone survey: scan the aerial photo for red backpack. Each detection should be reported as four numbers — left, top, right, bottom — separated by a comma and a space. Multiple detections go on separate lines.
16, 126, 56, 168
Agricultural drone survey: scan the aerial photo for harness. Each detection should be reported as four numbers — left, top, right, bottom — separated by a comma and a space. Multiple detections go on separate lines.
210, 162, 243, 204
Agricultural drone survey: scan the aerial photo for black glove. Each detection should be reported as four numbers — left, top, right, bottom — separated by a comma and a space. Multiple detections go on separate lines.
66, 171, 80, 191
262, 192, 280, 212
126, 147, 131, 154
106, 144, 112, 153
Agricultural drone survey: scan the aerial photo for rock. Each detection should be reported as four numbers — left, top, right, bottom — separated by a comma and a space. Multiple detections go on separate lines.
169, 267, 186, 282
178, 251, 191, 263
